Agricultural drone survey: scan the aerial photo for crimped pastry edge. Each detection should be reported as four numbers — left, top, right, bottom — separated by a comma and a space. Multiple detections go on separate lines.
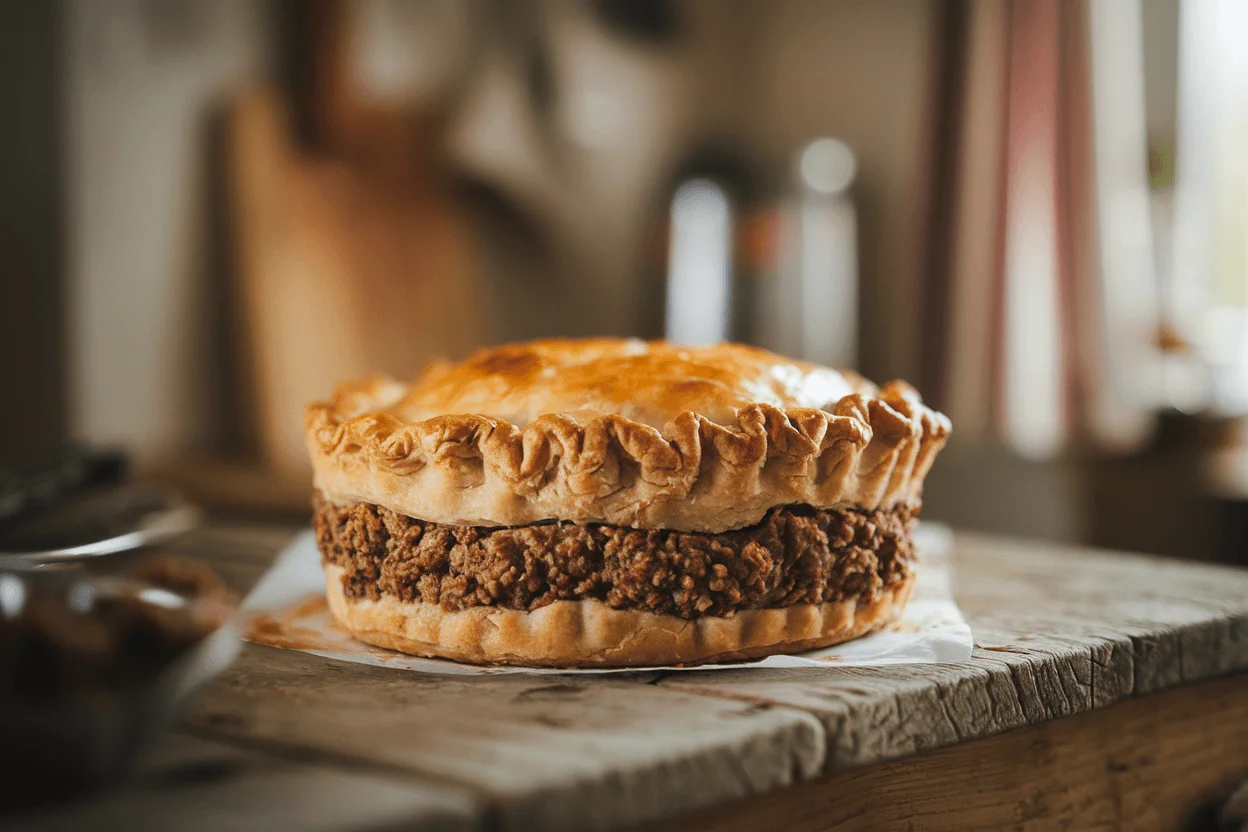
306, 377, 950, 534
324, 564, 915, 668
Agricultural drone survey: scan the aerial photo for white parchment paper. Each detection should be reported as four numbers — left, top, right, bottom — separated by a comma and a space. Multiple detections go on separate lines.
241, 522, 972, 675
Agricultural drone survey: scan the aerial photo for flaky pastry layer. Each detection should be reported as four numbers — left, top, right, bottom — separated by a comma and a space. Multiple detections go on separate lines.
305, 339, 950, 533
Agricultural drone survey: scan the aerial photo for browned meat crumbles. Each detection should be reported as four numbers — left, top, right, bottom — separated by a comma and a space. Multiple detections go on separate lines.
313, 492, 917, 619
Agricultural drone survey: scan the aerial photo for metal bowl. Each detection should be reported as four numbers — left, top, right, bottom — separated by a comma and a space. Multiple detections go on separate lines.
0, 485, 200, 569
0, 568, 239, 804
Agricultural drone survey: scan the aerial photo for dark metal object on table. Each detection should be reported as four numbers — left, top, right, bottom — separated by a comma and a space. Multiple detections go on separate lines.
1224, 779, 1248, 832
0, 447, 200, 568
0, 486, 200, 569
0, 447, 235, 808
0, 445, 127, 526
0, 569, 240, 806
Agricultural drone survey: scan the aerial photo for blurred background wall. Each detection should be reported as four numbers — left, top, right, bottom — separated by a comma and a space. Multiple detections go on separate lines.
2, 0, 1246, 561
66, 0, 267, 463
0, 4, 67, 471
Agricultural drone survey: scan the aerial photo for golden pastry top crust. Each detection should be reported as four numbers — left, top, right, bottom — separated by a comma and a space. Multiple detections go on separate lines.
305, 338, 950, 533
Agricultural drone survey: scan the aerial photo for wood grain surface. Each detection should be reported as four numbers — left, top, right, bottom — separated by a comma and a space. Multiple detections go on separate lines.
183, 646, 824, 831
9, 524, 1246, 831
8, 733, 481, 832
655, 672, 1248, 832
660, 532, 1248, 771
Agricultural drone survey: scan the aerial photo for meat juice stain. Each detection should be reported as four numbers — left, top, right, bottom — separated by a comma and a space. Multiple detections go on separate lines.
244, 595, 332, 651
289, 595, 329, 618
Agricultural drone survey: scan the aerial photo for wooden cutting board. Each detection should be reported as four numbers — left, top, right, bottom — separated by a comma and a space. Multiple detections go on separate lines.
227, 86, 489, 475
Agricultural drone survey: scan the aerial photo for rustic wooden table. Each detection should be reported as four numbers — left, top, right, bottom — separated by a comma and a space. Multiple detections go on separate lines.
10, 523, 1248, 831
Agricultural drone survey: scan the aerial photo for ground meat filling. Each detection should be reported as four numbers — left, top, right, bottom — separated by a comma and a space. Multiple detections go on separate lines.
313, 492, 917, 619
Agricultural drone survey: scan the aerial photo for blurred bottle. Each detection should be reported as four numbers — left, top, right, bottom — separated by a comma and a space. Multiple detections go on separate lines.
665, 177, 734, 346
642, 151, 758, 345
1171, 0, 1248, 417
755, 138, 859, 369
